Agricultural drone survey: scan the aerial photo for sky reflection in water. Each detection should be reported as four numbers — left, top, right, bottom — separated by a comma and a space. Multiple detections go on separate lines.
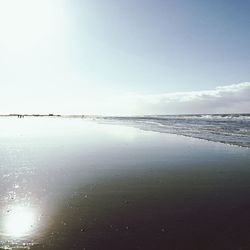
0, 117, 250, 250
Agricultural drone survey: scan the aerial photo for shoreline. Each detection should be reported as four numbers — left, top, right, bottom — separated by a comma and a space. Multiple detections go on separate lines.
1, 115, 250, 149
0, 118, 250, 249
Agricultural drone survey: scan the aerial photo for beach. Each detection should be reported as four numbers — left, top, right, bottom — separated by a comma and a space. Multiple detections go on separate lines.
1, 117, 250, 250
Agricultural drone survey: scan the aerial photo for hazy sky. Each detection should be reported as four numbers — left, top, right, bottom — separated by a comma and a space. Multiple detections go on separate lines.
0, 0, 249, 115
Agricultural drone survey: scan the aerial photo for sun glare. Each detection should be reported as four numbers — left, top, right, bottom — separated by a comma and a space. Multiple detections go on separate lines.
0, 0, 65, 48
4, 205, 37, 238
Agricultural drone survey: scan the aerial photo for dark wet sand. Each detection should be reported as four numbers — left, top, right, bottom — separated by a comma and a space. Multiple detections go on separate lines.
1, 118, 250, 250
38, 163, 250, 250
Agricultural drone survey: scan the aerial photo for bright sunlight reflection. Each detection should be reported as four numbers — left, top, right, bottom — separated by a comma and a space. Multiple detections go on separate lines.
4, 205, 37, 238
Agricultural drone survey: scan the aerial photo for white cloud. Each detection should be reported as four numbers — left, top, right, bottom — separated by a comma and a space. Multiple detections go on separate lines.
124, 82, 250, 115
1, 82, 249, 115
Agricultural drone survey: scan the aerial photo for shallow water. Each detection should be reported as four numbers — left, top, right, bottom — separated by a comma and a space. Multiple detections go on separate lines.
99, 113, 250, 147
0, 117, 250, 250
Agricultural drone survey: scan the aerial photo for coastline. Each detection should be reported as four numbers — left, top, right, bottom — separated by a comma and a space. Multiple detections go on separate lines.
0, 118, 250, 249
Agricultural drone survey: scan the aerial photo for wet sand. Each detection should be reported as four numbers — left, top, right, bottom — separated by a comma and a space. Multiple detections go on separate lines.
1, 118, 250, 250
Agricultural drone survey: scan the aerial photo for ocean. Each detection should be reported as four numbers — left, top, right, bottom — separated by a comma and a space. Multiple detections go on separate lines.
99, 113, 250, 147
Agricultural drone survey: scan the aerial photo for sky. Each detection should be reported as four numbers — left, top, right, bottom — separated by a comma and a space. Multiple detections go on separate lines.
0, 0, 250, 115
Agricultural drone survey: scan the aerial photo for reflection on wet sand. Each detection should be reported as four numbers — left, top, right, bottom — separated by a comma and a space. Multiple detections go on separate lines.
0, 198, 40, 249
0, 118, 250, 249
32, 163, 250, 250
0, 177, 43, 249
3, 205, 37, 237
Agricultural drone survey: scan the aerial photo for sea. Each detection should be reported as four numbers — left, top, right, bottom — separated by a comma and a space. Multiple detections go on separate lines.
99, 113, 250, 148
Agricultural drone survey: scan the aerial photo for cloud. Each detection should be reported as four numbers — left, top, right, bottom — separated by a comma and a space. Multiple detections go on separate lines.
124, 82, 250, 115
1, 82, 249, 115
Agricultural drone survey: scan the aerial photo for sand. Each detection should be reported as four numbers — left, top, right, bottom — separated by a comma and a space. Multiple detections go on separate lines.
0, 118, 250, 250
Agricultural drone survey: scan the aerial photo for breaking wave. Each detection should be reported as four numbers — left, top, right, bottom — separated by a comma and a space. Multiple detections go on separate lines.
99, 114, 250, 148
